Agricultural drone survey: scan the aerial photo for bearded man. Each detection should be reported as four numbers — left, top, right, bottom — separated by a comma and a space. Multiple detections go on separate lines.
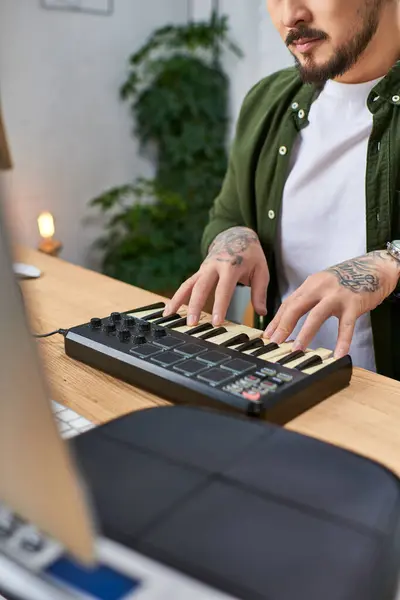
165, 0, 400, 380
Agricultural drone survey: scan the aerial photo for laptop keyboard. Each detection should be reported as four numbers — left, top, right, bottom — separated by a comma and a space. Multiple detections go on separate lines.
51, 401, 95, 439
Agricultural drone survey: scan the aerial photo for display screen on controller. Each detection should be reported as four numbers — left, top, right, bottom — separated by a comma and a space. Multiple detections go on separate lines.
45, 556, 141, 599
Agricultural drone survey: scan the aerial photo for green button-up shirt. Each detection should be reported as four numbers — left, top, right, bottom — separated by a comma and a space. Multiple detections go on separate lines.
201, 63, 400, 381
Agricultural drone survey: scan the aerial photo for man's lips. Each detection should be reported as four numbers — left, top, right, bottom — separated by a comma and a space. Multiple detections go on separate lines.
291, 38, 323, 53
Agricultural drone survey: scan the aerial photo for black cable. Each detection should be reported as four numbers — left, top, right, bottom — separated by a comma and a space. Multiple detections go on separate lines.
33, 328, 68, 339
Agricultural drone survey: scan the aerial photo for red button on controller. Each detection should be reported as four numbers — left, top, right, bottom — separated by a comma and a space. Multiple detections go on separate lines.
242, 391, 261, 401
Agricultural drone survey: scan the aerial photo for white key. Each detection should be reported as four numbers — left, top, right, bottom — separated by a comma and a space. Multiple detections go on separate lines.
51, 400, 65, 414
62, 429, 79, 439
69, 416, 93, 430
56, 421, 72, 433
56, 408, 83, 423
80, 424, 96, 432
287, 348, 333, 369
302, 356, 337, 375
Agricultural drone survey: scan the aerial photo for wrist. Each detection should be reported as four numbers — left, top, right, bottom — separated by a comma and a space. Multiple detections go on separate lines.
385, 242, 400, 282
376, 250, 400, 288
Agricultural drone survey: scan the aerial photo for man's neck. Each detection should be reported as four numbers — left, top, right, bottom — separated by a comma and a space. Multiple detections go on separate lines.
335, 8, 400, 84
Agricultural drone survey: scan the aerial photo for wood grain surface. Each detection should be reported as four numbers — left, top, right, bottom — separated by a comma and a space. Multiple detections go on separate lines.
16, 247, 400, 476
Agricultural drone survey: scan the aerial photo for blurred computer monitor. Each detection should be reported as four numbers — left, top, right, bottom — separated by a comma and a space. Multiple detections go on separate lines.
0, 193, 95, 565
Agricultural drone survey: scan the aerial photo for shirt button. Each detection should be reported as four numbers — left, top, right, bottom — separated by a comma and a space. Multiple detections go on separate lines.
268, 210, 275, 220
392, 95, 400, 103
291, 102, 299, 110
298, 109, 305, 119
279, 146, 287, 156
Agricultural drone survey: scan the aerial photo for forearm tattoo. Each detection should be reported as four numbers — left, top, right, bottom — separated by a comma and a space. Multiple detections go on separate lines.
326, 250, 400, 293
206, 227, 260, 267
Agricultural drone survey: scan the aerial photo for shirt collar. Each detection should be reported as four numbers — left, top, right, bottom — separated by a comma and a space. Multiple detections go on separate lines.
289, 59, 400, 127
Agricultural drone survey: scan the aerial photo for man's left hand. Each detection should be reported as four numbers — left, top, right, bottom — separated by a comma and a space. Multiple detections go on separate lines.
264, 250, 400, 358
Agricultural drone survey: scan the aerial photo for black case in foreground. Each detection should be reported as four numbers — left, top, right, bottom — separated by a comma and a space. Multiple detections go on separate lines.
71, 406, 400, 600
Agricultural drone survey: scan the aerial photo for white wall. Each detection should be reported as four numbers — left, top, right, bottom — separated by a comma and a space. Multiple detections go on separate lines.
220, 0, 291, 130
0, 0, 291, 271
0, 0, 188, 266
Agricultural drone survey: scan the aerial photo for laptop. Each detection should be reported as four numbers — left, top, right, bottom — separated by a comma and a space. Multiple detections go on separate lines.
0, 195, 236, 599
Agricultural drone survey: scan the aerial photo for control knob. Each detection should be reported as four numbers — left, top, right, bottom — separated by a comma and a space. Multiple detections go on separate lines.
110, 312, 122, 323
90, 317, 102, 329
105, 322, 116, 334
154, 327, 167, 338
118, 328, 131, 342
138, 320, 151, 332
124, 316, 136, 328
133, 334, 147, 345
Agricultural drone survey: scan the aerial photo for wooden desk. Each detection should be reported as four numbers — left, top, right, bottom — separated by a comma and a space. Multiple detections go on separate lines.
17, 247, 400, 476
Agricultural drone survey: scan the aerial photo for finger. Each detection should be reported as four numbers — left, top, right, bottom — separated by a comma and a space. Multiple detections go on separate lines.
250, 263, 269, 316
187, 270, 219, 326
269, 294, 319, 344
264, 286, 305, 339
263, 301, 287, 339
163, 273, 200, 316
292, 299, 336, 351
334, 312, 356, 358
212, 270, 240, 326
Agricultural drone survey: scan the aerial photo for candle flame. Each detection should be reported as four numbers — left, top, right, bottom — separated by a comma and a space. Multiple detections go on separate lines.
37, 212, 55, 239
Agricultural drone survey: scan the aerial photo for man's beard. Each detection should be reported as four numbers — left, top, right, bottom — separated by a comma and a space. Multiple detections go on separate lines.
287, 0, 385, 85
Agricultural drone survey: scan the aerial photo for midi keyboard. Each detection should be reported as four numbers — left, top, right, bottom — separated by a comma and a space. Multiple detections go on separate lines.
64, 302, 352, 424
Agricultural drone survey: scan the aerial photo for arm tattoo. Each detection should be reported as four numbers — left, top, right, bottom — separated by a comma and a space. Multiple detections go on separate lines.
206, 227, 259, 267
326, 250, 400, 293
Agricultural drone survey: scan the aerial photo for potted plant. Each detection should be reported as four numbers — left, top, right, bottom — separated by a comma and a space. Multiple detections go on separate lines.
89, 11, 242, 296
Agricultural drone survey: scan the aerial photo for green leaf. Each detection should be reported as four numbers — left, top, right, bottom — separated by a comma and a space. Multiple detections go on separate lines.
89, 12, 242, 293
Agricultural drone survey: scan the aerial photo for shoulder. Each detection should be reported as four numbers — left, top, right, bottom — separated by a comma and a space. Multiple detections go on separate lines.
245, 67, 302, 106
235, 67, 304, 133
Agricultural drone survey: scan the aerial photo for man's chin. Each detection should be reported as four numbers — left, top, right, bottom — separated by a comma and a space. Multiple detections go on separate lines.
294, 57, 334, 85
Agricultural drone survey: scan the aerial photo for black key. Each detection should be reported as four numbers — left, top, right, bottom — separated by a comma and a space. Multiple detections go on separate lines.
198, 327, 227, 340
165, 317, 188, 329
250, 343, 279, 357
142, 310, 165, 321
187, 323, 213, 336
295, 355, 323, 371
219, 333, 249, 348
152, 313, 182, 325
128, 302, 166, 314
235, 338, 264, 353
276, 350, 305, 366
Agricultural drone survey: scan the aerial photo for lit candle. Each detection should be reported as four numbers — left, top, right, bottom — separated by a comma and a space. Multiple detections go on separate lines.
37, 212, 62, 256
37, 211, 55, 240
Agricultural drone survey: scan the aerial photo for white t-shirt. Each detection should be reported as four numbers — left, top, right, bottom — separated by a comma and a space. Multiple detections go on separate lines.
275, 77, 382, 372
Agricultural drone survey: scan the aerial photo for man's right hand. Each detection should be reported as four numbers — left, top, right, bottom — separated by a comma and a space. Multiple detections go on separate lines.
163, 227, 270, 327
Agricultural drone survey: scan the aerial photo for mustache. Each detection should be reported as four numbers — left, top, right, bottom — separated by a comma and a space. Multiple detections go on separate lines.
286, 27, 328, 47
